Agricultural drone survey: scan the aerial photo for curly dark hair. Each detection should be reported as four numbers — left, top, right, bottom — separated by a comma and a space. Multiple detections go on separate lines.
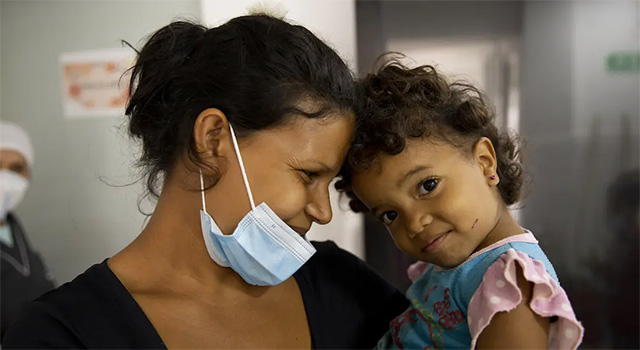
336, 57, 524, 212
125, 16, 357, 202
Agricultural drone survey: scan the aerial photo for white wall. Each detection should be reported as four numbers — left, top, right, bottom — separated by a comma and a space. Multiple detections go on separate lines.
520, 0, 639, 277
202, 0, 357, 70
572, 1, 640, 138
570, 0, 640, 265
201, 0, 365, 259
0, 0, 201, 284
518, 4, 639, 345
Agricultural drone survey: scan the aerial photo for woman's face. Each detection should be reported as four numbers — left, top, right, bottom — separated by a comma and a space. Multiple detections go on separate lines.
207, 112, 354, 236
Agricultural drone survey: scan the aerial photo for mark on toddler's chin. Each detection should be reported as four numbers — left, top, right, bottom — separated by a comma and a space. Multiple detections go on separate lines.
472, 218, 479, 229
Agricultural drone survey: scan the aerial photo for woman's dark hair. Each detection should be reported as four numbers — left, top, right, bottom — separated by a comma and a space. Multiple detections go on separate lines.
336, 56, 524, 212
125, 15, 356, 200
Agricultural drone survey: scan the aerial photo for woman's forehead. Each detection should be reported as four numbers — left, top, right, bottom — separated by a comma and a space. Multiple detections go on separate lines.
248, 115, 354, 168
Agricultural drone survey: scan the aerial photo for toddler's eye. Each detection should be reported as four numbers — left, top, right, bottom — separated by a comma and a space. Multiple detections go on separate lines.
380, 211, 398, 225
419, 178, 438, 195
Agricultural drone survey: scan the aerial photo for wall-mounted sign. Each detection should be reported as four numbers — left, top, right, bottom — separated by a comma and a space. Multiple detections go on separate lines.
60, 49, 134, 119
607, 51, 640, 73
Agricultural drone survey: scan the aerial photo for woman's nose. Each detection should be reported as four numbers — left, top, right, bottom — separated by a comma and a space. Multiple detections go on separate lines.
306, 187, 333, 225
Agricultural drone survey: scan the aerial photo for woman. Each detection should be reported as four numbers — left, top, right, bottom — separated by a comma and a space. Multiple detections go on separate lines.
3, 15, 408, 349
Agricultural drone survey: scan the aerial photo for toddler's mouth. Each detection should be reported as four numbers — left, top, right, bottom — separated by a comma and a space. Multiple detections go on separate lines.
422, 230, 452, 253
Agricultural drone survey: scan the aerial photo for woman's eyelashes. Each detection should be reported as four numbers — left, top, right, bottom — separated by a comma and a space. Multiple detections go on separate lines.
298, 169, 320, 184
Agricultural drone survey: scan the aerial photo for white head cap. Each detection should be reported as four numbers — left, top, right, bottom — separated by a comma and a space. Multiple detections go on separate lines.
0, 121, 34, 169
246, 1, 288, 19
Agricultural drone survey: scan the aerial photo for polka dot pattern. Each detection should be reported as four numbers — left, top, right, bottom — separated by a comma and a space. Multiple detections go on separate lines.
468, 248, 584, 350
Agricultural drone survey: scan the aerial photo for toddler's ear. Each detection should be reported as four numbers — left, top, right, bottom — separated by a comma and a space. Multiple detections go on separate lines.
473, 137, 499, 185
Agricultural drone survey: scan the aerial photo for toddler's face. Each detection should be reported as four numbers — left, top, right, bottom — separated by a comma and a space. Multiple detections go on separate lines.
351, 138, 502, 268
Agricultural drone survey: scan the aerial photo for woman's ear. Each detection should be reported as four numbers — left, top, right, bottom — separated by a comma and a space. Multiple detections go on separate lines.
473, 137, 499, 185
193, 108, 232, 169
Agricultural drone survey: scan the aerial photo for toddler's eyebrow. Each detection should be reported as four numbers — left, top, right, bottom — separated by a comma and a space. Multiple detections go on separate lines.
397, 165, 432, 188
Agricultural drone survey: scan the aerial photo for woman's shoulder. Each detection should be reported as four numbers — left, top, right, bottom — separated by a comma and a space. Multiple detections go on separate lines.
2, 261, 110, 348
2, 260, 165, 349
301, 240, 408, 296
308, 239, 354, 261
295, 240, 409, 349
302, 240, 374, 279
1, 298, 86, 348
29, 261, 124, 320
299, 239, 408, 307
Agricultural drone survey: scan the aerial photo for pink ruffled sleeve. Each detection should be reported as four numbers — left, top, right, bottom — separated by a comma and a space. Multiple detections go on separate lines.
468, 248, 584, 349
407, 261, 429, 283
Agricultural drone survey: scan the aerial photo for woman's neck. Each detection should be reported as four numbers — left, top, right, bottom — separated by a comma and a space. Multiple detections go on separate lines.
110, 177, 250, 295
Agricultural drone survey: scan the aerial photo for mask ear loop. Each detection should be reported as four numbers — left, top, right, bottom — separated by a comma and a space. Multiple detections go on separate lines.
199, 169, 207, 212
228, 124, 256, 210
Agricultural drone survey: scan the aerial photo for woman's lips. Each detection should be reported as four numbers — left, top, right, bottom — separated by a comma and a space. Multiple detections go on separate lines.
422, 230, 452, 253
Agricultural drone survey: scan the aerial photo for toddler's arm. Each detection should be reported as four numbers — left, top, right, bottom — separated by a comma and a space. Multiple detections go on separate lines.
475, 264, 549, 349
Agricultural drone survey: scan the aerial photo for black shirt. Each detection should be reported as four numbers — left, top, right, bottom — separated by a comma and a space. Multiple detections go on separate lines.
3, 241, 409, 349
1, 213, 55, 340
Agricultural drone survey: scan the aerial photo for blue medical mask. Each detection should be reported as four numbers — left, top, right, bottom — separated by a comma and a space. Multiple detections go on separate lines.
199, 124, 316, 286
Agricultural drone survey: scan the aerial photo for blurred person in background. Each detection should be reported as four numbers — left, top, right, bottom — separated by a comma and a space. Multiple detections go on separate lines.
604, 169, 639, 348
0, 120, 55, 341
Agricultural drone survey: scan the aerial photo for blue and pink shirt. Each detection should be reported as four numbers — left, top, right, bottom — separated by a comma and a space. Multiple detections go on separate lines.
376, 232, 584, 349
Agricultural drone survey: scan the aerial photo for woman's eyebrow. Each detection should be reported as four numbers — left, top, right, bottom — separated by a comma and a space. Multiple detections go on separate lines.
310, 160, 334, 172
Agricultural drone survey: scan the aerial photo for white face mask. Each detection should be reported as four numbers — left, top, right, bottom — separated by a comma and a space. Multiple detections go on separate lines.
0, 170, 29, 221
